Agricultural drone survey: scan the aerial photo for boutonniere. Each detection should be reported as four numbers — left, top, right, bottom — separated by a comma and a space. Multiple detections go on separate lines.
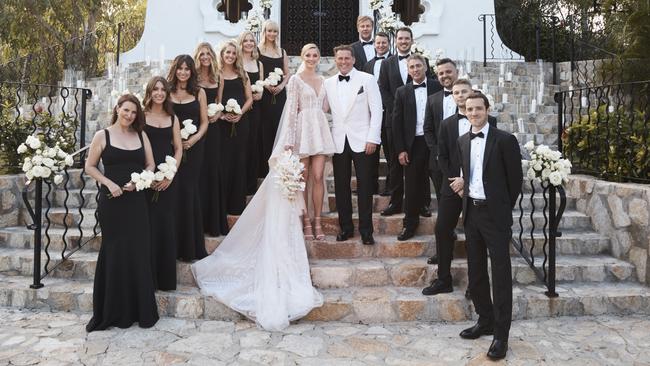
357, 86, 364, 95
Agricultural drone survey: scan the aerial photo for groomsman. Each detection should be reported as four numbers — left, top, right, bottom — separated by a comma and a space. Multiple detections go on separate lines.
324, 45, 383, 245
378, 27, 432, 217
422, 79, 497, 295
364, 32, 391, 196
391, 55, 442, 240
422, 57, 459, 265
351, 15, 375, 71
457, 93, 522, 360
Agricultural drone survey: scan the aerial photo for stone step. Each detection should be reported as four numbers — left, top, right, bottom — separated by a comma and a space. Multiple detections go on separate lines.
1, 245, 632, 287
1, 274, 648, 323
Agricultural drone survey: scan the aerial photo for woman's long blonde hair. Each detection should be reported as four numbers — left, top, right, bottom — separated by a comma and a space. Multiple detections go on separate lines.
193, 42, 219, 85
238, 31, 259, 60
258, 20, 282, 56
219, 39, 249, 83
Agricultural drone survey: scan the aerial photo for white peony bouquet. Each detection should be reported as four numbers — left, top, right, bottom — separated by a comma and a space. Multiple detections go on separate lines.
152, 155, 178, 202
273, 150, 306, 201
224, 99, 243, 137
18, 135, 74, 185
522, 141, 572, 186
207, 103, 224, 118
264, 67, 284, 104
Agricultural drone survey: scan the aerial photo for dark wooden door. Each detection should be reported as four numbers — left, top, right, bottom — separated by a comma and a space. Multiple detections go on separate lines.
281, 1, 359, 56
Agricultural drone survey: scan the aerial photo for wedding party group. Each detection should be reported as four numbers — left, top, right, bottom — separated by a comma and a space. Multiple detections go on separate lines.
84, 15, 523, 360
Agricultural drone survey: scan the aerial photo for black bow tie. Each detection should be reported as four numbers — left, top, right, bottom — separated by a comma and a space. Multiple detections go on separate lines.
374, 56, 386, 60
470, 131, 485, 140
338, 74, 350, 82
458, 114, 467, 120
444, 90, 452, 97
398, 54, 410, 60
361, 41, 373, 46
413, 83, 426, 89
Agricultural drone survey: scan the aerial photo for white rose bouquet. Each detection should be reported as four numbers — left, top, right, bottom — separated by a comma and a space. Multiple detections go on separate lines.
224, 98, 243, 137
126, 170, 155, 192
522, 141, 572, 186
264, 68, 284, 104
180, 119, 198, 161
151, 155, 178, 202
207, 103, 224, 118
251, 80, 265, 94
273, 150, 306, 201
18, 135, 74, 185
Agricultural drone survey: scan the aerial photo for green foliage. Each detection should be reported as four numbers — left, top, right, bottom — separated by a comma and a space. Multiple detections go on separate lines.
563, 104, 650, 182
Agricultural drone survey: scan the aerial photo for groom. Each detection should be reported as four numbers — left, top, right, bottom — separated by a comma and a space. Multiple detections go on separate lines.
325, 44, 383, 245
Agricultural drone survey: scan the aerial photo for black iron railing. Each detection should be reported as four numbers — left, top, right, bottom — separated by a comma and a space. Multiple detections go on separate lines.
512, 182, 567, 297
555, 81, 650, 183
478, 14, 526, 66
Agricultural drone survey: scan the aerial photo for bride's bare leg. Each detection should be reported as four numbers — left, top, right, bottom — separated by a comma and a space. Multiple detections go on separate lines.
301, 157, 314, 239
311, 155, 326, 240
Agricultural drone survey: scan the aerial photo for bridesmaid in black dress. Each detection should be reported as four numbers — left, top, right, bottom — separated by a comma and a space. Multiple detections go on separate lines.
193, 42, 227, 236
258, 20, 290, 176
85, 94, 158, 331
217, 40, 253, 215
167, 55, 209, 261
143, 76, 183, 290
240, 31, 264, 194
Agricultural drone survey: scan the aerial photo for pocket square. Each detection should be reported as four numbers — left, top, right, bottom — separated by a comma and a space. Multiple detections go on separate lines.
357, 86, 364, 95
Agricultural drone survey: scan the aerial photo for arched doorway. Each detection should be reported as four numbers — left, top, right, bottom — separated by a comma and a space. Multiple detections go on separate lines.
281, 1, 359, 56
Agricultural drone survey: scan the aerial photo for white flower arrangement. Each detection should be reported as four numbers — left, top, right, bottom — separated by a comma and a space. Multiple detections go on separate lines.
369, 0, 388, 11
273, 150, 306, 201
18, 135, 74, 185
410, 42, 432, 60
251, 80, 265, 94
180, 119, 197, 140
244, 9, 264, 33
127, 170, 155, 192
224, 99, 243, 137
264, 68, 284, 104
259, 0, 273, 9
151, 155, 178, 202
207, 103, 224, 117
377, 4, 404, 33
523, 141, 572, 186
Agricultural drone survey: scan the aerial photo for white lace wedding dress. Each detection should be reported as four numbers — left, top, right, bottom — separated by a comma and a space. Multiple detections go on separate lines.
191, 74, 331, 331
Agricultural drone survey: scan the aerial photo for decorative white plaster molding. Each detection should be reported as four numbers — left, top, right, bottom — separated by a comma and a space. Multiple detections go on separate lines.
411, 1, 443, 37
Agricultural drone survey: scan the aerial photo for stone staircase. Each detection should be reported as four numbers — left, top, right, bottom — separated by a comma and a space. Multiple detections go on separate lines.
1, 58, 648, 324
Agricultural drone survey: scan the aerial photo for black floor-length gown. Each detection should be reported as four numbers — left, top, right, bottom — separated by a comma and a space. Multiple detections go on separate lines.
259, 51, 287, 176
144, 117, 178, 290
218, 77, 249, 215
201, 86, 229, 236
173, 99, 207, 261
86, 129, 158, 332
247, 64, 262, 193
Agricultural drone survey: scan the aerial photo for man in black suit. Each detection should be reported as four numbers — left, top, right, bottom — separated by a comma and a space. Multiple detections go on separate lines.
392, 54, 442, 240
351, 15, 375, 71
422, 58, 459, 265
422, 79, 497, 295
456, 93, 522, 360
364, 32, 391, 196
378, 27, 432, 217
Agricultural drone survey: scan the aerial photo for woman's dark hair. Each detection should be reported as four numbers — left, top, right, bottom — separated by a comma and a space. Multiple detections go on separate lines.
167, 54, 200, 96
111, 94, 146, 132
143, 76, 175, 117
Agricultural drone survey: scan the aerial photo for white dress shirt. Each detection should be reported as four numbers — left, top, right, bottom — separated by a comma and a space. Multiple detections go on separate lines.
360, 38, 375, 62
458, 115, 471, 137
413, 82, 428, 136
372, 53, 388, 82
468, 123, 490, 200
397, 53, 409, 84
337, 70, 355, 112
443, 89, 456, 119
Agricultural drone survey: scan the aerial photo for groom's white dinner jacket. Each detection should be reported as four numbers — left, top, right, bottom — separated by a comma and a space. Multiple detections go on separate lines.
324, 68, 383, 154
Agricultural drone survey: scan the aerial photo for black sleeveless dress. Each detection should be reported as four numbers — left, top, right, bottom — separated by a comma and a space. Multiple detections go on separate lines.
218, 77, 249, 215
259, 50, 287, 176
173, 100, 207, 261
86, 129, 158, 332
144, 117, 178, 290
203, 86, 219, 105
201, 86, 229, 236
247, 63, 262, 194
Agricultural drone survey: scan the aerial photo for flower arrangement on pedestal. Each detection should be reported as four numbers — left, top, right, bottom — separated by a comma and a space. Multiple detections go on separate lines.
18, 135, 74, 185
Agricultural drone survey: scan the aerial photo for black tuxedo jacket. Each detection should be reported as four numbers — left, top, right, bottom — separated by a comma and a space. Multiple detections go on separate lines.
422, 89, 450, 170
352, 40, 372, 71
458, 126, 523, 230
392, 78, 443, 155
437, 114, 497, 197
378, 54, 432, 127
363, 54, 391, 76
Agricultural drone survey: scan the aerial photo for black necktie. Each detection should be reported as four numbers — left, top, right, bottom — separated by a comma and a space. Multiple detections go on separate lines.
470, 131, 484, 140
361, 41, 373, 46
444, 90, 452, 97
339, 74, 350, 82
413, 83, 426, 89
398, 54, 410, 60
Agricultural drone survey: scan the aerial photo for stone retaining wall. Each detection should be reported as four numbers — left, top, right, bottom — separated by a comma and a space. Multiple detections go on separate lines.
0, 173, 29, 228
567, 175, 650, 284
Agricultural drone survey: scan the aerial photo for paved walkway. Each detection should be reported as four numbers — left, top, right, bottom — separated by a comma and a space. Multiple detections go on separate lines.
0, 308, 648, 365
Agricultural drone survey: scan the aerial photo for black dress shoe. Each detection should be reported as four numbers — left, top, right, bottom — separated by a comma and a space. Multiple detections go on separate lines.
420, 206, 432, 217
361, 233, 375, 245
380, 204, 402, 216
427, 255, 438, 264
459, 322, 494, 339
336, 231, 353, 241
487, 339, 508, 360
397, 228, 415, 241
422, 279, 453, 295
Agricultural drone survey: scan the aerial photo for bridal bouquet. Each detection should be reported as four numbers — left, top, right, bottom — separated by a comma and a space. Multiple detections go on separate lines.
207, 103, 224, 118
264, 68, 284, 104
273, 150, 306, 201
251, 80, 265, 94
224, 98, 242, 137
522, 141, 572, 186
152, 155, 177, 202
18, 135, 74, 185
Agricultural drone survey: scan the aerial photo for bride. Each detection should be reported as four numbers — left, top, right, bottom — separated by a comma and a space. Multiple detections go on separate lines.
191, 43, 335, 331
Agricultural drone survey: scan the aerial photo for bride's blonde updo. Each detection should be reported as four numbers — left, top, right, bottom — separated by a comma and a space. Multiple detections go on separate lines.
300, 43, 320, 60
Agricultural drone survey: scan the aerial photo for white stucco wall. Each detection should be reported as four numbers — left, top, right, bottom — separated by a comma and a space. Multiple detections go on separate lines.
120, 0, 512, 64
